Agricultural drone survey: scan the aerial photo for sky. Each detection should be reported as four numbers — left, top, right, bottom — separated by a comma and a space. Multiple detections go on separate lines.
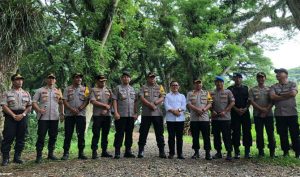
263, 29, 300, 69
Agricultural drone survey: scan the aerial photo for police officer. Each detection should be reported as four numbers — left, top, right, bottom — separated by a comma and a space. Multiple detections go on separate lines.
0, 74, 32, 166
137, 72, 166, 158
187, 79, 212, 160
61, 73, 89, 160
112, 71, 138, 159
32, 73, 64, 163
210, 76, 235, 161
249, 72, 276, 157
90, 74, 113, 159
228, 73, 252, 159
270, 68, 300, 158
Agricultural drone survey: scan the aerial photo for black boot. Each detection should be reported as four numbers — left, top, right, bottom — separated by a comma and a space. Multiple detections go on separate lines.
114, 148, 120, 159
13, 152, 24, 164
35, 151, 42, 164
213, 150, 222, 159
92, 150, 98, 159
244, 147, 252, 159
270, 149, 276, 158
124, 148, 135, 158
138, 146, 144, 158
258, 149, 265, 157
48, 150, 58, 160
1, 155, 9, 166
101, 150, 113, 158
61, 151, 69, 160
78, 150, 88, 160
283, 150, 289, 157
234, 146, 240, 159
205, 150, 212, 160
226, 151, 232, 161
159, 147, 167, 158
191, 149, 200, 159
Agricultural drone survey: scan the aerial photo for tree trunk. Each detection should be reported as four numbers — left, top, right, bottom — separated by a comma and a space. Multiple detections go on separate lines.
287, 0, 300, 30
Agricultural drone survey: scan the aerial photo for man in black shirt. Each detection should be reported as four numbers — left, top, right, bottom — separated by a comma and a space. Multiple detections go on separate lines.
228, 73, 252, 159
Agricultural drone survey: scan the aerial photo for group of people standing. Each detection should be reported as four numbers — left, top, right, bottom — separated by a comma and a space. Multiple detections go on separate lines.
0, 68, 299, 166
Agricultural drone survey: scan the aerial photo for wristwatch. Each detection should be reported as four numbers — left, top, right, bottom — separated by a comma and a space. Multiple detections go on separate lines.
22, 113, 26, 117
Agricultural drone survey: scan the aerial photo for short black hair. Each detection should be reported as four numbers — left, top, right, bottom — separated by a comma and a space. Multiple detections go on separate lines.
169, 80, 179, 86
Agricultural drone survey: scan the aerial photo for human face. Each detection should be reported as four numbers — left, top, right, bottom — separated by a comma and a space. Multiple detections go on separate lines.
215, 80, 224, 90
170, 82, 179, 93
73, 76, 82, 86
46, 77, 56, 86
276, 72, 287, 82
121, 75, 131, 85
234, 77, 242, 85
12, 79, 23, 89
97, 80, 106, 88
194, 82, 202, 91
256, 76, 265, 85
147, 76, 156, 85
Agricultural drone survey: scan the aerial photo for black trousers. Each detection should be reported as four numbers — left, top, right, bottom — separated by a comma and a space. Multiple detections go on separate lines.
36, 120, 59, 153
91, 116, 111, 151
190, 121, 211, 151
63, 116, 86, 152
114, 117, 135, 149
166, 121, 184, 155
231, 111, 252, 149
275, 116, 300, 153
212, 120, 232, 152
254, 116, 276, 150
1, 111, 27, 157
138, 116, 165, 149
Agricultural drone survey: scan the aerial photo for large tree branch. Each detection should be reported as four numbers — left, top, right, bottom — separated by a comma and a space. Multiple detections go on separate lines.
286, 0, 300, 30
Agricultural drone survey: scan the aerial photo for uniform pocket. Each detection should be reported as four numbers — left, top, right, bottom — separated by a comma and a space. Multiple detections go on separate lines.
7, 97, 16, 107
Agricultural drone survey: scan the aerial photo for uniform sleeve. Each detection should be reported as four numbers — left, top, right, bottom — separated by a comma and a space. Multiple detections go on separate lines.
139, 86, 144, 97
269, 85, 276, 95
112, 87, 118, 100
180, 94, 187, 111
90, 88, 96, 101
248, 88, 254, 101
186, 92, 191, 104
32, 89, 41, 103
207, 92, 213, 103
228, 90, 235, 103
27, 91, 32, 106
62, 87, 68, 100
0, 92, 8, 106
291, 82, 298, 93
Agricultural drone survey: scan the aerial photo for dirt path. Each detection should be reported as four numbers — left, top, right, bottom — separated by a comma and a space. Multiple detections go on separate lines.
0, 131, 299, 177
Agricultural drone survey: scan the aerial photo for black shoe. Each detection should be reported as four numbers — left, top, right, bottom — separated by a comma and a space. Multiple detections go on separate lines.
177, 154, 185, 159
205, 151, 212, 160
1, 158, 9, 166
13, 153, 24, 164
114, 154, 120, 159
226, 152, 232, 161
61, 153, 69, 160
168, 154, 174, 159
159, 148, 167, 158
191, 152, 200, 159
78, 151, 88, 160
48, 151, 58, 160
244, 147, 252, 159
283, 151, 289, 157
92, 150, 98, 159
101, 151, 113, 158
213, 152, 222, 159
35, 156, 42, 164
234, 147, 240, 159
138, 150, 144, 158
124, 151, 136, 158
270, 150, 277, 158
13, 158, 24, 164
258, 149, 265, 157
